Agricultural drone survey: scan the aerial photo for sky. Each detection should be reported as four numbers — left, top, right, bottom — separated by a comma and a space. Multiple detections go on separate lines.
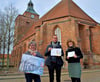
0, 0, 100, 23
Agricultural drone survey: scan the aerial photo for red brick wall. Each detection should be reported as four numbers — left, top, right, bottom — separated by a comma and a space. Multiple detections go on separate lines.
14, 12, 39, 43
35, 17, 78, 56
90, 25, 100, 55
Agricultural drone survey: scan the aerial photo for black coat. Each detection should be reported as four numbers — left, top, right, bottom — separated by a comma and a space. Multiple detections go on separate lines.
45, 42, 64, 66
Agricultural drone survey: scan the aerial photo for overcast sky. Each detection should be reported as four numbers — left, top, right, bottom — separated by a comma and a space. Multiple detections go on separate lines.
0, 0, 100, 23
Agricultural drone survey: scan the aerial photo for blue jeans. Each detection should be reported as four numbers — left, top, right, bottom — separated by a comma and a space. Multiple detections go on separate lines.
25, 73, 41, 82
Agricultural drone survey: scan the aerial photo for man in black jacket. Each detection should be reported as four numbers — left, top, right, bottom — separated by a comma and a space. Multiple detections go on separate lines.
45, 35, 64, 82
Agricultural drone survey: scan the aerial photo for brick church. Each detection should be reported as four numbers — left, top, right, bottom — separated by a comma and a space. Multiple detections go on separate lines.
11, 0, 100, 67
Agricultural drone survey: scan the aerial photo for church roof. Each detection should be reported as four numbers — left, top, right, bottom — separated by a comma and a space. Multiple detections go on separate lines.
26, 0, 38, 15
35, 0, 97, 26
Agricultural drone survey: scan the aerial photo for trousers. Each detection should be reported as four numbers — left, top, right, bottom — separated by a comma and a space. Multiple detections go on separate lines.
25, 73, 41, 82
47, 63, 62, 82
71, 77, 81, 82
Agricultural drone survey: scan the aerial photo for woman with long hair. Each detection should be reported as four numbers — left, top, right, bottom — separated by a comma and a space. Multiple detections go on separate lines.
66, 40, 83, 82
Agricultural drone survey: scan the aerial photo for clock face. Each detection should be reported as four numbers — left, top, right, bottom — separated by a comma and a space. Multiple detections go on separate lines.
31, 15, 34, 18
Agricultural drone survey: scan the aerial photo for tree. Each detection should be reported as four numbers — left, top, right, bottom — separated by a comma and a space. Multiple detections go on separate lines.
0, 12, 7, 68
0, 4, 18, 69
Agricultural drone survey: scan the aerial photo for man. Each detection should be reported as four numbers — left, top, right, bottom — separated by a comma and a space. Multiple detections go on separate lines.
45, 35, 64, 82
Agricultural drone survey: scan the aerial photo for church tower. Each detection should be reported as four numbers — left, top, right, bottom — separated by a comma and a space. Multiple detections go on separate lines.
24, 0, 39, 20
14, 0, 39, 45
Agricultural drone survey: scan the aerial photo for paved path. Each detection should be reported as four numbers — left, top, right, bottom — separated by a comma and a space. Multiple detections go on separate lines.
0, 69, 100, 82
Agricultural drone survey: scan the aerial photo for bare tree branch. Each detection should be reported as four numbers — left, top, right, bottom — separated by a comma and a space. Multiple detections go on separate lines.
0, 4, 18, 69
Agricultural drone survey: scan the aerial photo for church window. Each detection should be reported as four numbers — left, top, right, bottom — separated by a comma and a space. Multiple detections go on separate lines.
54, 28, 61, 44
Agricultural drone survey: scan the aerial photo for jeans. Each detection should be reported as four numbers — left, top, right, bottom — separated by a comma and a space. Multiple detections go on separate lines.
25, 73, 41, 82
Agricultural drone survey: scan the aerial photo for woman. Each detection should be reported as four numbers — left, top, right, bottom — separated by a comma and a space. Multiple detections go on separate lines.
24, 41, 44, 82
66, 40, 83, 82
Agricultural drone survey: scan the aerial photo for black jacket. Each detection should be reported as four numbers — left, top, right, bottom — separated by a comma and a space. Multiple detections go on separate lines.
66, 47, 83, 63
45, 42, 64, 66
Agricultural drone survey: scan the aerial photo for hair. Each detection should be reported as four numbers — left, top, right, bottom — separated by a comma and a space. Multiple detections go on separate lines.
66, 39, 75, 47
28, 41, 37, 48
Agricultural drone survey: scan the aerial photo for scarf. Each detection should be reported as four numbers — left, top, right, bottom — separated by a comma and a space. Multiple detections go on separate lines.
28, 49, 37, 54
51, 41, 59, 48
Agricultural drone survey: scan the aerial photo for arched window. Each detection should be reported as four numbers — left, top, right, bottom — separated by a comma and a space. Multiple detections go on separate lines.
55, 28, 61, 44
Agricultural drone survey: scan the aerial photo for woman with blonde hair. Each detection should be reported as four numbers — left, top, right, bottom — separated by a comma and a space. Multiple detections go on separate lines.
66, 39, 83, 82
24, 41, 44, 82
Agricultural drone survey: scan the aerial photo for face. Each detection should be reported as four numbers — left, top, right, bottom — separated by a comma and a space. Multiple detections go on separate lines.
52, 36, 58, 43
29, 44, 36, 51
68, 42, 73, 47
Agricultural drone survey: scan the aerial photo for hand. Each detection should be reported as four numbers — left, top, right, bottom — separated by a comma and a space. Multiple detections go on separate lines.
73, 54, 77, 58
67, 56, 69, 59
32, 52, 36, 56
57, 55, 60, 57
81, 65, 84, 69
48, 48, 52, 51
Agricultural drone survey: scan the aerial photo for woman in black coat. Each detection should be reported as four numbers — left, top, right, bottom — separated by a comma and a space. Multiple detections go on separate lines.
66, 40, 83, 82
45, 35, 64, 82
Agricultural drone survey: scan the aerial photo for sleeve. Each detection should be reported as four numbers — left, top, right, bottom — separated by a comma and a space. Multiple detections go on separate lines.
77, 47, 83, 59
60, 46, 64, 56
36, 52, 44, 58
44, 45, 51, 56
65, 50, 68, 61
